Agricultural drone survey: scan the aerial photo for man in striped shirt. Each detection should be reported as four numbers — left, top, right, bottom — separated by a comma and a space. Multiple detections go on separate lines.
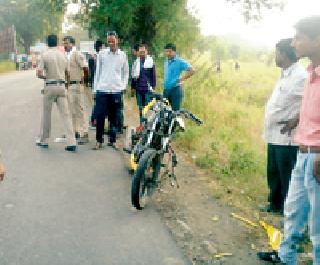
258, 16, 320, 264
262, 38, 307, 214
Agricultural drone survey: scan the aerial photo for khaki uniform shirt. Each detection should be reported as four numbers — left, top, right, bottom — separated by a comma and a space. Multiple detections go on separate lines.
68, 50, 88, 82
38, 47, 68, 81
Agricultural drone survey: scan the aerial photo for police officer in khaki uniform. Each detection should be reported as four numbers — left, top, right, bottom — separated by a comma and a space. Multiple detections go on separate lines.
36, 34, 77, 152
63, 36, 89, 145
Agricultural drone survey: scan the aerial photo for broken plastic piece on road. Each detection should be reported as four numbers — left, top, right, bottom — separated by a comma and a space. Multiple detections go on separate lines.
214, 253, 233, 259
230, 213, 258, 227
259, 220, 282, 251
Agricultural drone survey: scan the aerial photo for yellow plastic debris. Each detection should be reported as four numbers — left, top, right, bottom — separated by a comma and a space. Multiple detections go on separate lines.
214, 253, 233, 259
259, 221, 283, 251
230, 213, 258, 227
130, 153, 138, 171
211, 215, 219, 222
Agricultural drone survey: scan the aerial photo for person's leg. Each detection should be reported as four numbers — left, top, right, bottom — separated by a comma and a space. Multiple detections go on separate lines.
277, 145, 298, 209
279, 152, 310, 265
305, 153, 320, 264
91, 100, 97, 125
55, 87, 76, 147
116, 92, 124, 133
40, 88, 54, 144
169, 86, 183, 111
67, 87, 79, 136
267, 144, 282, 210
95, 93, 108, 144
78, 84, 89, 136
163, 89, 171, 107
108, 93, 121, 144
136, 91, 144, 123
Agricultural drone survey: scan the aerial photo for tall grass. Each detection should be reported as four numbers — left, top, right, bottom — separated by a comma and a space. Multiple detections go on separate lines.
175, 53, 280, 211
0, 60, 16, 74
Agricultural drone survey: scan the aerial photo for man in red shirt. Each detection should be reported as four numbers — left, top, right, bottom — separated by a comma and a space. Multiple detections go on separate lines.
258, 16, 320, 264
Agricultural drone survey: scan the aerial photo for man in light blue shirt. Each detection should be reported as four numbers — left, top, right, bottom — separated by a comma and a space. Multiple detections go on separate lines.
163, 43, 195, 111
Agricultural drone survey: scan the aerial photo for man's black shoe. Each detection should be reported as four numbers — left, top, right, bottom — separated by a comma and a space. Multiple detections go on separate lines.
257, 251, 282, 263
65, 145, 77, 152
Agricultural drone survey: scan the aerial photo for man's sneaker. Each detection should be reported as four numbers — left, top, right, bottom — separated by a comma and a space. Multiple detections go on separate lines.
65, 145, 77, 152
257, 251, 283, 263
78, 133, 89, 145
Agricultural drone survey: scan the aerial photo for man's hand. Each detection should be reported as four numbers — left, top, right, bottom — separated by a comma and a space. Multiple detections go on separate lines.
314, 155, 320, 184
278, 117, 299, 136
0, 162, 5, 182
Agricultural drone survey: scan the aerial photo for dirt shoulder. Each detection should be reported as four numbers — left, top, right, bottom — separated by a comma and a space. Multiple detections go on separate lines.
121, 96, 281, 265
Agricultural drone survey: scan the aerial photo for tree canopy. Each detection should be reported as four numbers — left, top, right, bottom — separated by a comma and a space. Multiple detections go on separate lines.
0, 0, 66, 53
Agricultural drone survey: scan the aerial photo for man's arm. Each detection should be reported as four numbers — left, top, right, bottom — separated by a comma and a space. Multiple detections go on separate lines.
37, 56, 46, 79
77, 52, 89, 85
179, 65, 195, 85
93, 52, 101, 93
122, 54, 129, 90
151, 64, 156, 89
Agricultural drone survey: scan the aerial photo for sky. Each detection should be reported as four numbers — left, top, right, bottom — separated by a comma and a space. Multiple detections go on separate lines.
188, 0, 320, 47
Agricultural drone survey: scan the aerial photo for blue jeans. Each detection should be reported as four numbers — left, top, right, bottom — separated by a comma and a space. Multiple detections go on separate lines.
279, 151, 320, 265
163, 86, 183, 111
136, 91, 152, 123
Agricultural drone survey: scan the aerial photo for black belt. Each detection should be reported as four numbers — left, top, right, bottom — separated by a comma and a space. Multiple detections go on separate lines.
69, 81, 83, 85
46, 80, 65, 85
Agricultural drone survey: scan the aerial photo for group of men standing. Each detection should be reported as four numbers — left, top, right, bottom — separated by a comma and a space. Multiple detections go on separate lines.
35, 30, 194, 152
258, 15, 320, 264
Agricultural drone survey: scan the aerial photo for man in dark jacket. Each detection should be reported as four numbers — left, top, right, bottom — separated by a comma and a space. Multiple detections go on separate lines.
131, 44, 156, 123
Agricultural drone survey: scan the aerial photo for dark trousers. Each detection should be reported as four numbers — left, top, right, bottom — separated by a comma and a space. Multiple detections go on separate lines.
136, 91, 152, 123
163, 86, 183, 111
91, 101, 97, 124
116, 93, 124, 133
267, 144, 298, 210
95, 92, 122, 144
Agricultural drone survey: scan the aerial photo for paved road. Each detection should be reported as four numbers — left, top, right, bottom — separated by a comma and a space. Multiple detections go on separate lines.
0, 71, 189, 265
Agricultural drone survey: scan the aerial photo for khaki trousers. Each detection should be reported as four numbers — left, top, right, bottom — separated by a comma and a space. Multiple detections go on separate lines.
68, 83, 88, 136
40, 85, 76, 146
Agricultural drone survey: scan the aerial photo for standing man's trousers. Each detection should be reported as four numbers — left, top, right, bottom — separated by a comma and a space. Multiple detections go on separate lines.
95, 92, 122, 144
279, 151, 320, 264
40, 85, 76, 146
267, 144, 298, 211
163, 86, 183, 111
68, 83, 88, 136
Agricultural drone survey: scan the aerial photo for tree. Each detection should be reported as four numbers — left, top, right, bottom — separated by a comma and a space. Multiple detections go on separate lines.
76, 0, 200, 54
226, 0, 285, 22
0, 0, 66, 53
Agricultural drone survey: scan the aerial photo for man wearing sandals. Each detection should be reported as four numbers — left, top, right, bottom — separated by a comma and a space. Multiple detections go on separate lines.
93, 31, 129, 150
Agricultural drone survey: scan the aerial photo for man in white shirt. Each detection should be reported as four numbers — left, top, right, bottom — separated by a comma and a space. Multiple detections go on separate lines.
262, 38, 307, 213
93, 31, 129, 149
